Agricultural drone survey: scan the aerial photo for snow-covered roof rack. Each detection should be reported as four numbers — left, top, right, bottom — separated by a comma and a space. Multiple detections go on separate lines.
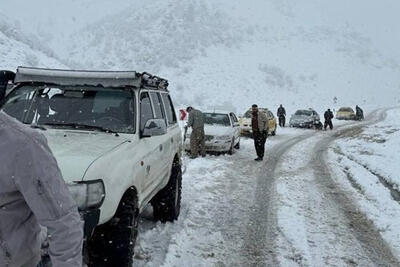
13, 67, 169, 90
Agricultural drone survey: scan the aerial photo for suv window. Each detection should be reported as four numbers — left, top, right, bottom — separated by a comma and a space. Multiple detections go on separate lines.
150, 92, 165, 120
140, 92, 154, 131
161, 93, 177, 126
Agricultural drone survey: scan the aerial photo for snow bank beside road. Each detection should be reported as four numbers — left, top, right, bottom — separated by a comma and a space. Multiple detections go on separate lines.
334, 108, 400, 191
329, 108, 400, 259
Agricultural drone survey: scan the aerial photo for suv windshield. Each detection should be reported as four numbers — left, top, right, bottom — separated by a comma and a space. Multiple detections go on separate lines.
2, 85, 135, 133
204, 113, 231, 127
295, 110, 312, 116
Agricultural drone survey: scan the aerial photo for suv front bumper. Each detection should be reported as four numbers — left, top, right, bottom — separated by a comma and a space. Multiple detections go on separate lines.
80, 208, 100, 238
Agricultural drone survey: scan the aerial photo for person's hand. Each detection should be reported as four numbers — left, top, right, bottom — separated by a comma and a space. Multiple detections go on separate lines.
263, 130, 268, 137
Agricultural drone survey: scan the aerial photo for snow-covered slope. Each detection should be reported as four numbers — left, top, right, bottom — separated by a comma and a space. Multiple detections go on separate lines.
0, 13, 65, 70
2, 0, 400, 113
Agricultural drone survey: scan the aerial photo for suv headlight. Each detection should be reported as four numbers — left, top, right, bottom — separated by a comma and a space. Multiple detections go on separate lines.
68, 180, 105, 211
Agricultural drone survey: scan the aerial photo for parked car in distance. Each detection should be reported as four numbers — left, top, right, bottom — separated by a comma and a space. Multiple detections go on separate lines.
289, 109, 321, 128
0, 67, 182, 266
185, 110, 240, 154
336, 107, 356, 120
239, 108, 277, 136
266, 109, 277, 136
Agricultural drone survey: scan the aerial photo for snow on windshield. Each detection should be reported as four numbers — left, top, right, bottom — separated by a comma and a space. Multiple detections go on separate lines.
204, 113, 231, 127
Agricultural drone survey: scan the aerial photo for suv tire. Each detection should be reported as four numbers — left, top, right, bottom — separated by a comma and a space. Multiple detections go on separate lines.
152, 159, 182, 223
87, 191, 138, 267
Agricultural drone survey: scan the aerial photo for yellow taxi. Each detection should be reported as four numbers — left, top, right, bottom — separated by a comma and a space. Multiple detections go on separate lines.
239, 108, 277, 136
336, 107, 356, 120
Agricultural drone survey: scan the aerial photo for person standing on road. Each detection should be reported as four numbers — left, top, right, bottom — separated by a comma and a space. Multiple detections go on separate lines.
356, 105, 364, 120
324, 108, 334, 130
0, 111, 83, 267
277, 104, 286, 127
251, 104, 269, 161
185, 106, 206, 158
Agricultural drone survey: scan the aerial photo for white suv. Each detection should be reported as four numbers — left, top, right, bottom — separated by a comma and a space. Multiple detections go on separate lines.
0, 67, 183, 266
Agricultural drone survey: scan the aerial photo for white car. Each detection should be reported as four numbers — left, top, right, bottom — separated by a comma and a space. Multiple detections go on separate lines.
185, 110, 240, 154
1, 67, 183, 266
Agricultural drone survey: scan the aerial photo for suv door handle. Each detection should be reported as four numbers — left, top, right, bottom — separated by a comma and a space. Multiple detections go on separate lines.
159, 144, 163, 151
171, 137, 174, 143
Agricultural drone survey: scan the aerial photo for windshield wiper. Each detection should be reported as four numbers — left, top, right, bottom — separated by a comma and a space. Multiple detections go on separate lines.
43, 122, 119, 135
26, 123, 47, 131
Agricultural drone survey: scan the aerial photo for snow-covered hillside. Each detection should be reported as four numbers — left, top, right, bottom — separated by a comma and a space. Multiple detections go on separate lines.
2, 0, 400, 113
0, 13, 65, 69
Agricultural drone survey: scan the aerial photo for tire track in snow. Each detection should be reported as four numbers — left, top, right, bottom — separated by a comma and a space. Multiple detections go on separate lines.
241, 132, 314, 266
311, 109, 400, 266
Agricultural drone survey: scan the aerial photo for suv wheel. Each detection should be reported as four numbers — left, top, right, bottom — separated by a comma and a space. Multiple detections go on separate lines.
152, 159, 182, 223
87, 191, 138, 267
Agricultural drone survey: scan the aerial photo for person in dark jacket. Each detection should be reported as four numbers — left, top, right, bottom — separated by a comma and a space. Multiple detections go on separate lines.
277, 104, 286, 127
185, 106, 206, 158
355, 105, 364, 120
0, 111, 83, 267
324, 109, 334, 130
251, 104, 269, 161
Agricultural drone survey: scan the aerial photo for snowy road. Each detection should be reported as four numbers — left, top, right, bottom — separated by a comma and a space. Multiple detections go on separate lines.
133, 109, 400, 267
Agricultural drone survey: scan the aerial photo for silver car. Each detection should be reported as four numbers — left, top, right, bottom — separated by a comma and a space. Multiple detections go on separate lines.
289, 109, 321, 128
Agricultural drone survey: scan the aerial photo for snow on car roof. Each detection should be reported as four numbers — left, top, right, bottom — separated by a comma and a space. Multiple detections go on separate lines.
14, 67, 169, 90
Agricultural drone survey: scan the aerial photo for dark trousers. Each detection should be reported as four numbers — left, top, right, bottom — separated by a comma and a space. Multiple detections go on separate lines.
279, 115, 285, 127
253, 130, 267, 158
324, 120, 333, 130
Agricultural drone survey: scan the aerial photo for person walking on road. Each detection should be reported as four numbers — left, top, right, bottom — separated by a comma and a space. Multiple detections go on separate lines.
0, 111, 83, 267
324, 108, 334, 130
251, 104, 269, 161
185, 106, 206, 159
277, 104, 286, 127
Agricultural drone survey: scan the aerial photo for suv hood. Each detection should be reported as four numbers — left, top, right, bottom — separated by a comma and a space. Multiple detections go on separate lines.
43, 129, 130, 182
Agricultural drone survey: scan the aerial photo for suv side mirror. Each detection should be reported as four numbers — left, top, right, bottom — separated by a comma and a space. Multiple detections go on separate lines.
0, 71, 15, 102
142, 119, 167, 137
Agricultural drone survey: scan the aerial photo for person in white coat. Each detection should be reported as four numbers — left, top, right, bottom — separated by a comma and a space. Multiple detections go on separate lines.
0, 111, 83, 267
